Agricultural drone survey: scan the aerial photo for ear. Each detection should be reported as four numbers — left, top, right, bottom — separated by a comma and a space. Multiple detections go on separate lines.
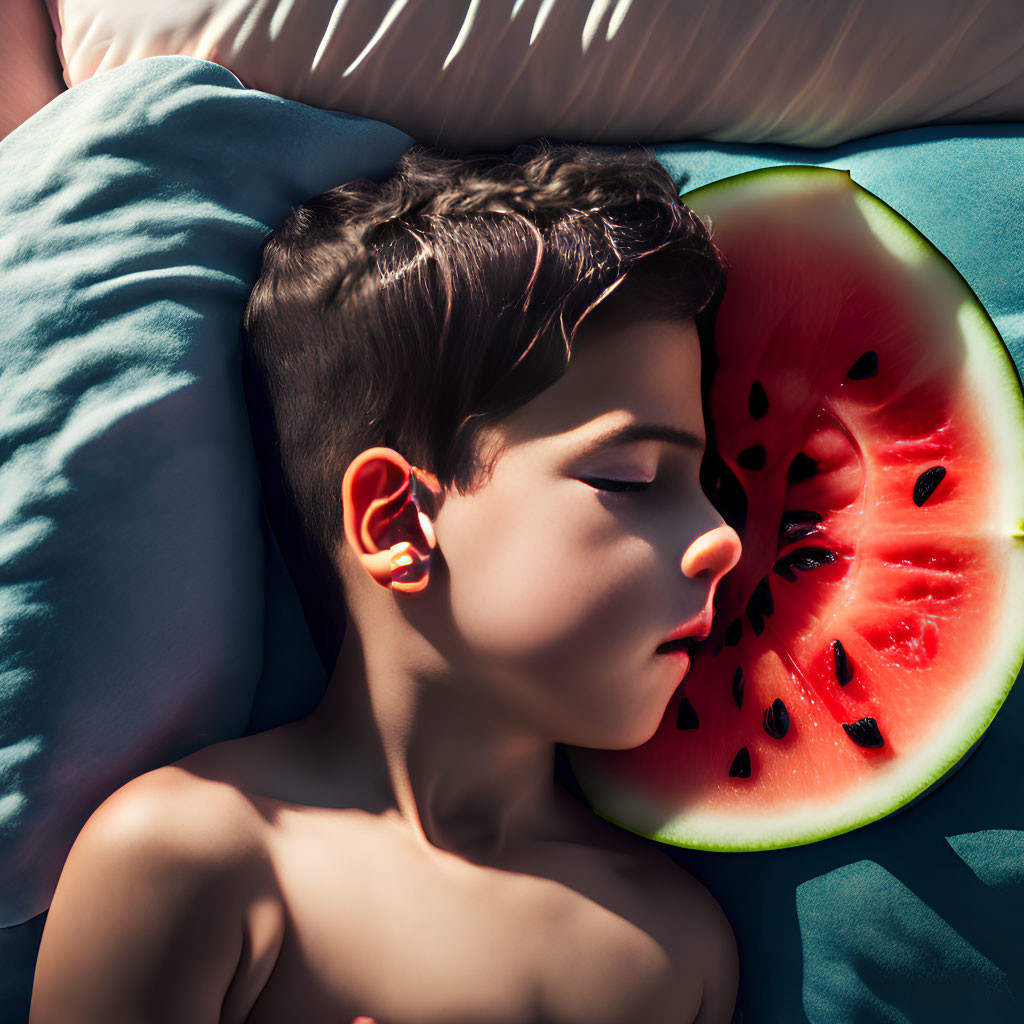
341, 447, 440, 591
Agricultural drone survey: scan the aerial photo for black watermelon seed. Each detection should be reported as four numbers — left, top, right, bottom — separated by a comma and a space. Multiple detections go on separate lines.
725, 618, 743, 646
746, 607, 765, 638
789, 547, 837, 572
779, 509, 823, 547
700, 453, 748, 538
738, 445, 767, 471
763, 698, 790, 739
729, 747, 752, 779
780, 509, 823, 534
750, 576, 774, 618
773, 558, 796, 582
748, 381, 770, 420
833, 639, 853, 685
846, 350, 879, 380
779, 524, 820, 546
773, 547, 837, 581
746, 578, 772, 635
732, 666, 744, 709
676, 696, 699, 730
712, 638, 724, 657
843, 718, 884, 748
913, 466, 947, 507
787, 452, 819, 483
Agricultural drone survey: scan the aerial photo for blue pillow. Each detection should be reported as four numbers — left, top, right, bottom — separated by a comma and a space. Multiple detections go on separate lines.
649, 129, 1024, 1023
0, 56, 410, 937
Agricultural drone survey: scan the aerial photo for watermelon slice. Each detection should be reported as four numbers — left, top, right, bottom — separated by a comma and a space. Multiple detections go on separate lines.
567, 166, 1024, 851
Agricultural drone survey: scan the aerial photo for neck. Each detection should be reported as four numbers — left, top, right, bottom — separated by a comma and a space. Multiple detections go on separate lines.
304, 617, 565, 864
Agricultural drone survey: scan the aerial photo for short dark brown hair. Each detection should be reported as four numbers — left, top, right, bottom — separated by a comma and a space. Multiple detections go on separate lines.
242, 140, 727, 673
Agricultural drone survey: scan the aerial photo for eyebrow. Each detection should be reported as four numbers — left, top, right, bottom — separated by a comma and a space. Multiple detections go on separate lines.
585, 422, 707, 452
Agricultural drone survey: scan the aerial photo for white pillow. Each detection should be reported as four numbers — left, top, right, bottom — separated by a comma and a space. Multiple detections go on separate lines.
48, 0, 1024, 148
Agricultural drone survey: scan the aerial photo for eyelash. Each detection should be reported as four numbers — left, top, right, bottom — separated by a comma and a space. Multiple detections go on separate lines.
584, 477, 652, 494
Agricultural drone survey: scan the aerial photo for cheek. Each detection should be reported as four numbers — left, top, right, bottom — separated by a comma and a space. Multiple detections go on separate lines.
436, 489, 686, 747
440, 489, 656, 672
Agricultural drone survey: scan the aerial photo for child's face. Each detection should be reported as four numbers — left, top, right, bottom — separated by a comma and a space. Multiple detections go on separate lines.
432, 316, 741, 750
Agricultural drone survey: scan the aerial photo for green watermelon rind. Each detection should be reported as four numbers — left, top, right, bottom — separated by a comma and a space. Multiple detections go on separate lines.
568, 166, 1024, 852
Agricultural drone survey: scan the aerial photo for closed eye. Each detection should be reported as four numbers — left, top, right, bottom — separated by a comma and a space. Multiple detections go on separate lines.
583, 477, 652, 494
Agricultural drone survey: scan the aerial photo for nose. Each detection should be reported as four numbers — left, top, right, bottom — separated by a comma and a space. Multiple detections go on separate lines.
680, 523, 742, 582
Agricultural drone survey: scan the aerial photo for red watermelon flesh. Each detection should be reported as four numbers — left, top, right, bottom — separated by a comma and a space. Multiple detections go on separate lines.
567, 167, 1024, 851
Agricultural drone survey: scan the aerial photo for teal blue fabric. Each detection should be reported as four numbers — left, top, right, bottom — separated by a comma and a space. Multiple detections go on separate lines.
0, 55, 409, 937
3, 52, 1023, 1024
646, 129, 1024, 1023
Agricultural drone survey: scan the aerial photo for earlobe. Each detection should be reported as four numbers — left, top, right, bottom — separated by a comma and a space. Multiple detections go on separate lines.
341, 447, 441, 593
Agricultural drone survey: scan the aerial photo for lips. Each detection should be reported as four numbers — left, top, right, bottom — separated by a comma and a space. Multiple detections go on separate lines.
656, 611, 713, 654
657, 636, 697, 654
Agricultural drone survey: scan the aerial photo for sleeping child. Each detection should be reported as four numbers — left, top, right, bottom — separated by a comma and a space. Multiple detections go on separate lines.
30, 140, 742, 1024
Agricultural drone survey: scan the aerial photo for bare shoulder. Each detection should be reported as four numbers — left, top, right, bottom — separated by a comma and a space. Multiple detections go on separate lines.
87, 760, 266, 851
664, 864, 739, 1024
581, 819, 738, 1024
31, 764, 285, 1024
95, 765, 288, 1013
61, 760, 280, 904
636, 847, 739, 1024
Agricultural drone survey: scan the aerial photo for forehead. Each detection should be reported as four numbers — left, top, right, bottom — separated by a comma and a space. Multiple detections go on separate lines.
492, 317, 704, 455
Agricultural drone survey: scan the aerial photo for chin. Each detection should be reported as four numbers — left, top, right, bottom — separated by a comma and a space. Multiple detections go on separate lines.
560, 680, 671, 750
591, 714, 663, 752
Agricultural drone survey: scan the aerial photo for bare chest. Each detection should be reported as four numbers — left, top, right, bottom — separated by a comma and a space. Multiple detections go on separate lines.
242, 809, 702, 1024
